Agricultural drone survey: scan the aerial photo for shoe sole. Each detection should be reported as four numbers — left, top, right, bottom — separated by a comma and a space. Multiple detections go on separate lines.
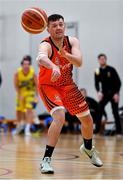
40, 167, 54, 174
41, 170, 54, 174
92, 163, 103, 167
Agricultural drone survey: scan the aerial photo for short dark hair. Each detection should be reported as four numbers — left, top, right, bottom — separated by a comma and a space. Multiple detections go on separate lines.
48, 14, 64, 24
21, 55, 32, 65
98, 53, 107, 60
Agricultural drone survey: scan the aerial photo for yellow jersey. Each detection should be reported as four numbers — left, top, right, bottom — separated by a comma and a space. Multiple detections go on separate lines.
17, 66, 35, 95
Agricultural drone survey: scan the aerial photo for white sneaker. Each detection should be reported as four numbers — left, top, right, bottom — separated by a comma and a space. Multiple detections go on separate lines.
24, 131, 31, 136
80, 144, 103, 167
12, 125, 25, 135
40, 157, 54, 174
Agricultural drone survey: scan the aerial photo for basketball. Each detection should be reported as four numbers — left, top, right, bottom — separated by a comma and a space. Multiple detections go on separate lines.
21, 7, 48, 34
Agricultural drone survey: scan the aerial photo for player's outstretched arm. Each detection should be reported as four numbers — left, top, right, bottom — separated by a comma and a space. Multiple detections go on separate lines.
36, 42, 61, 82
36, 42, 56, 69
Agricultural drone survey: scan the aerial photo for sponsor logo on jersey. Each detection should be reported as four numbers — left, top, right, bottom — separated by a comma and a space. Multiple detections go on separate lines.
54, 95, 61, 102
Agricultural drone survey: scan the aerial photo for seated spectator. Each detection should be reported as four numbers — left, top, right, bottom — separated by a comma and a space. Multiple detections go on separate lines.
80, 88, 107, 134
65, 111, 80, 133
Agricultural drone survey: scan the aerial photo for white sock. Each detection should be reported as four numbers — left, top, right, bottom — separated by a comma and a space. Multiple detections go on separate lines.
25, 124, 31, 133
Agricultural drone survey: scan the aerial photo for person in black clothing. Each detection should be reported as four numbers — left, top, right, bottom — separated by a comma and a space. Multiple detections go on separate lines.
94, 53, 122, 135
80, 88, 107, 134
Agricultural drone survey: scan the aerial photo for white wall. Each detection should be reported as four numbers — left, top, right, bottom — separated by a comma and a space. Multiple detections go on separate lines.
0, 0, 123, 119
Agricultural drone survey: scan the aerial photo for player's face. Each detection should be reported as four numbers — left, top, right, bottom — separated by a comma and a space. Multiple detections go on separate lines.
98, 56, 107, 67
22, 60, 30, 72
47, 18, 65, 40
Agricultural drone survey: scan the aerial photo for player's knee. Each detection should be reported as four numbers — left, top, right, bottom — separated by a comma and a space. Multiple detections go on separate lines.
52, 109, 66, 125
78, 114, 93, 127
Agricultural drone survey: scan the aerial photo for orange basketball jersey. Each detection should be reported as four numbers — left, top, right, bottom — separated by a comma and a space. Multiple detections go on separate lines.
38, 36, 74, 86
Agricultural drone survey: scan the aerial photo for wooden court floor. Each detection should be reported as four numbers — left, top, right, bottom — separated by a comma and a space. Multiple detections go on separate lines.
0, 132, 123, 180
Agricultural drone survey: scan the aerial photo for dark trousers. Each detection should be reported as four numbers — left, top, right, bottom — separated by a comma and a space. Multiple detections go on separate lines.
97, 93, 122, 134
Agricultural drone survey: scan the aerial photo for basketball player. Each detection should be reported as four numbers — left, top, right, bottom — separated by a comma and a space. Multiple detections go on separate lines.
14, 55, 38, 136
36, 14, 103, 174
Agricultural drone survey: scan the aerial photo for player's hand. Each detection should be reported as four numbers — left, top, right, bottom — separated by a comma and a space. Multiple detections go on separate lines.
97, 91, 103, 101
113, 93, 120, 103
51, 64, 61, 82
